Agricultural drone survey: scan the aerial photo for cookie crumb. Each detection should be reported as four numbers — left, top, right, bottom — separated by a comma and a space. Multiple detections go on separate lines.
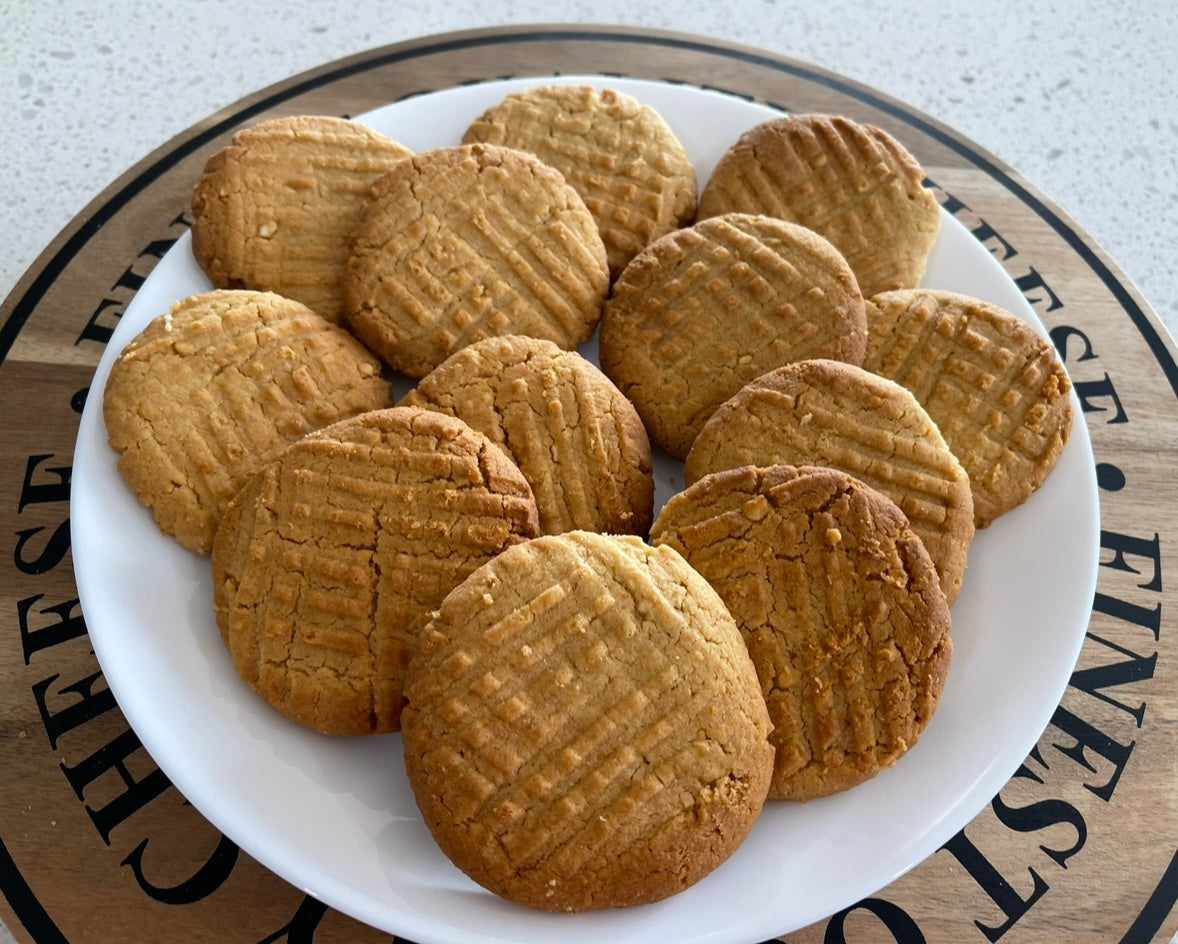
743, 495, 771, 521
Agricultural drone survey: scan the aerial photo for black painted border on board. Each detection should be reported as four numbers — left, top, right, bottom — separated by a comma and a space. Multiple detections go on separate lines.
1121, 847, 1178, 944
0, 839, 66, 944
0, 25, 1174, 944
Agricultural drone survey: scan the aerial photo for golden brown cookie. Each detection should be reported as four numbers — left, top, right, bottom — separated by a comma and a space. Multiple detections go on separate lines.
191, 115, 412, 322
863, 289, 1073, 527
401, 531, 773, 912
342, 143, 609, 378
650, 464, 952, 801
599, 212, 867, 459
102, 289, 391, 554
461, 84, 697, 278
400, 335, 653, 536
698, 113, 940, 297
210, 406, 540, 735
684, 358, 974, 604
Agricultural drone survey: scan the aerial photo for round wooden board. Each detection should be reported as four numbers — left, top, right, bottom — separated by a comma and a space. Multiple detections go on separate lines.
1, 25, 1174, 944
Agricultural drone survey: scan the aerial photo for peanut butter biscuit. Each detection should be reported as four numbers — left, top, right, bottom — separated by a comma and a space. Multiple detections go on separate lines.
343, 143, 609, 378
864, 289, 1073, 527
698, 114, 940, 297
684, 359, 973, 603
400, 335, 653, 536
461, 84, 697, 278
191, 115, 412, 322
102, 289, 391, 554
599, 213, 867, 459
651, 465, 952, 800
211, 406, 540, 735
401, 531, 773, 911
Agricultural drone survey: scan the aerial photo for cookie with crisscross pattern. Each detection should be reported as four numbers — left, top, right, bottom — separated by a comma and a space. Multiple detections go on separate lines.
211, 406, 540, 735
684, 358, 974, 604
462, 84, 696, 278
191, 115, 412, 322
599, 213, 866, 459
103, 289, 391, 554
342, 143, 609, 378
401, 531, 772, 911
400, 335, 652, 536
651, 464, 952, 800
863, 289, 1073, 527
698, 113, 940, 297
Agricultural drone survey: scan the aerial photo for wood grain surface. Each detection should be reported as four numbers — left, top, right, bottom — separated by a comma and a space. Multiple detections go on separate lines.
1, 25, 1175, 944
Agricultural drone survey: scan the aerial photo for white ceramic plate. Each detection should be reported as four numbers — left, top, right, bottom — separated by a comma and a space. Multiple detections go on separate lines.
71, 77, 1099, 943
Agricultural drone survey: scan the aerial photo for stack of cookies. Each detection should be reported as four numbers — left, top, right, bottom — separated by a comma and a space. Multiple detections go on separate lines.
101, 81, 1075, 915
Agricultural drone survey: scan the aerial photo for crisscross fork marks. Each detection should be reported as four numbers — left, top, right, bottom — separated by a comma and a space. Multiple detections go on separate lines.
650, 464, 952, 800
699, 114, 939, 295
684, 359, 973, 603
600, 213, 865, 458
459, 189, 601, 340
415, 541, 695, 861
460, 84, 696, 275
535, 125, 672, 243
211, 407, 539, 736
400, 336, 652, 535
688, 377, 965, 521
103, 290, 389, 553
865, 290, 1074, 525
707, 117, 900, 234
868, 294, 1058, 452
344, 145, 607, 376
645, 217, 858, 362
402, 532, 771, 910
191, 115, 412, 320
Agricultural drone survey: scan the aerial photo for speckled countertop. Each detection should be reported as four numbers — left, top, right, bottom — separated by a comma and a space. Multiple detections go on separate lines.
2, 3, 1177, 942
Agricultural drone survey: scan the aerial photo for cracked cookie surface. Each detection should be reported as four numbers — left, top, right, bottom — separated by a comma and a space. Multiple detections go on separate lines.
102, 289, 391, 554
684, 358, 974, 604
599, 212, 867, 459
401, 531, 773, 911
342, 143, 609, 378
462, 84, 696, 278
698, 113, 940, 297
864, 289, 1073, 528
400, 335, 653, 536
191, 115, 412, 322
651, 465, 952, 800
210, 406, 540, 735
